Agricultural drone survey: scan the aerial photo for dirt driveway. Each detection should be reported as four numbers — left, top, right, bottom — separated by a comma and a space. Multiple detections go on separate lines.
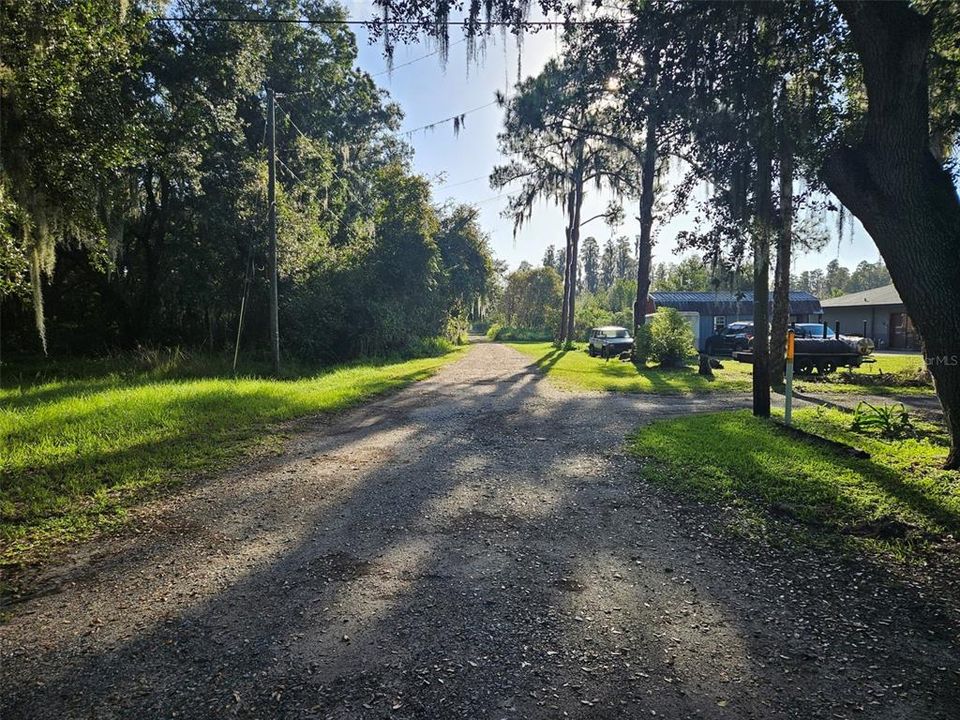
2, 342, 958, 719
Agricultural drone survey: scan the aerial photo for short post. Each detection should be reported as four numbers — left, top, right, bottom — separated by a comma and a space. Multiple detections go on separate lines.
785, 329, 795, 426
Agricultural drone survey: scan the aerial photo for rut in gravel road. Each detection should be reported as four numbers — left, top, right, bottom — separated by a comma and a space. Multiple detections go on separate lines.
1, 342, 958, 719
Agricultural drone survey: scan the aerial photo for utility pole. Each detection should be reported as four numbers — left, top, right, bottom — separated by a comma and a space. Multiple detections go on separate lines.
267, 87, 280, 375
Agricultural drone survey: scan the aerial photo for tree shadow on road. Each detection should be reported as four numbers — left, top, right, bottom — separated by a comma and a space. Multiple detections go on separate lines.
3, 347, 958, 719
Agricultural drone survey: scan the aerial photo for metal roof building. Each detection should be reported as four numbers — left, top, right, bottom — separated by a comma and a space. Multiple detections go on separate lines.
650, 290, 823, 351
651, 290, 822, 317
819, 284, 917, 349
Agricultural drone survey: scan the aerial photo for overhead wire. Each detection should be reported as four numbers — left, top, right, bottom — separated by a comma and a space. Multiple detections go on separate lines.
438, 174, 488, 189
400, 99, 499, 136
371, 37, 467, 77
151, 16, 632, 27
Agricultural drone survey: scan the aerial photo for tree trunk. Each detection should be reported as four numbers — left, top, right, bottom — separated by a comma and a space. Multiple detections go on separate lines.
634, 48, 661, 340
824, 1, 960, 468
559, 189, 575, 343
633, 112, 657, 340
565, 173, 584, 344
752, 108, 773, 418
770, 88, 793, 388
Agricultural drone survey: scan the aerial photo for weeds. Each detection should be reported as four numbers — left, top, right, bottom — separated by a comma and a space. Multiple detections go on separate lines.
851, 401, 913, 438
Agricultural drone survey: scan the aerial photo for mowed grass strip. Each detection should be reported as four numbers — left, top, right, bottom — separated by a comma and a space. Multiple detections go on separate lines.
0, 351, 461, 563
628, 408, 958, 556
506, 342, 751, 394
507, 342, 932, 397
795, 352, 934, 396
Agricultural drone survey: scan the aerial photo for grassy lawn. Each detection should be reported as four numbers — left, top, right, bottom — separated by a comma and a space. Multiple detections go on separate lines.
1, 349, 462, 565
507, 342, 751, 394
628, 407, 958, 557
507, 342, 933, 398
791, 351, 933, 396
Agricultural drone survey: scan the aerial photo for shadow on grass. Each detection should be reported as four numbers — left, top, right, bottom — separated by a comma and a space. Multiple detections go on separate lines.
4, 350, 958, 719
532, 347, 569, 374
632, 412, 959, 539
1, 365, 443, 553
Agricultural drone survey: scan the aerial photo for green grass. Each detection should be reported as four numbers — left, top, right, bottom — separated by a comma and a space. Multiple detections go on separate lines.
794, 352, 934, 396
628, 407, 958, 557
0, 349, 462, 564
507, 342, 752, 394
506, 343, 933, 397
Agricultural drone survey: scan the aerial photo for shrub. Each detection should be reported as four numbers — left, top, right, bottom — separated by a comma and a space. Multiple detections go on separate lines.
407, 336, 456, 358
445, 315, 469, 345
493, 326, 554, 341
648, 307, 695, 367
633, 323, 653, 364
486, 323, 503, 340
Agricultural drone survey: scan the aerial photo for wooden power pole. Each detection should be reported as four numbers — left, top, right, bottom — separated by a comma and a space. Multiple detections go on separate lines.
267, 87, 280, 375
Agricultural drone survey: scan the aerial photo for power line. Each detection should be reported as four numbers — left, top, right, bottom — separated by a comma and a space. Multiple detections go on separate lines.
273, 99, 315, 145
473, 193, 507, 205
438, 174, 488, 189
371, 38, 467, 77
401, 99, 499, 136
151, 16, 631, 27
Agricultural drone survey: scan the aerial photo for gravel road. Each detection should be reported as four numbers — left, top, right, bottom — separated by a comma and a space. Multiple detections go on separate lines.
2, 342, 958, 719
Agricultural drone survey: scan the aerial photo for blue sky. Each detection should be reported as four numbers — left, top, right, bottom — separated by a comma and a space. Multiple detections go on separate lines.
346, 3, 883, 276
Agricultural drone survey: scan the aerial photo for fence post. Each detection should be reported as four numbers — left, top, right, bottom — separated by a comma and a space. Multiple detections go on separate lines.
785, 329, 795, 426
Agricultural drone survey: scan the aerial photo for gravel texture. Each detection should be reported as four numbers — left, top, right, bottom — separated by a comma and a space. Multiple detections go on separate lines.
2, 342, 958, 719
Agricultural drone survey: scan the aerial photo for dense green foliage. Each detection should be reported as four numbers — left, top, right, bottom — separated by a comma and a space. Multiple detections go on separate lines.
496, 265, 562, 334
0, 1, 494, 361
0, 346, 461, 562
629, 408, 957, 556
644, 307, 695, 367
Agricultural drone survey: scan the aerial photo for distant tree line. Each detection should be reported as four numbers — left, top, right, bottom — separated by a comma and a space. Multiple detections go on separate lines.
0, 1, 495, 362
649, 256, 890, 299
792, 259, 891, 299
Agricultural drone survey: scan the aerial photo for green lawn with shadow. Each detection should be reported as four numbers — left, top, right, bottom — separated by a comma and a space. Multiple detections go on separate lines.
793, 352, 935, 396
628, 407, 958, 558
507, 342, 751, 395
508, 343, 933, 398
1, 350, 462, 564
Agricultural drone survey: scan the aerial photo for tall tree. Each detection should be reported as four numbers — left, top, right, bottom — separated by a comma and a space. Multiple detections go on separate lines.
0, 0, 147, 351
491, 58, 634, 343
542, 244, 556, 270
580, 236, 600, 294
820, 1, 960, 466
600, 239, 616, 291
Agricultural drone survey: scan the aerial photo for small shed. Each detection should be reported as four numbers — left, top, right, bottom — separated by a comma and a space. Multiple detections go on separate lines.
820, 283, 918, 350
649, 290, 822, 348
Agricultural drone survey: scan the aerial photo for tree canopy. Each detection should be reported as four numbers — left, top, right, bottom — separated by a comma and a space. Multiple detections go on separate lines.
0, 0, 496, 361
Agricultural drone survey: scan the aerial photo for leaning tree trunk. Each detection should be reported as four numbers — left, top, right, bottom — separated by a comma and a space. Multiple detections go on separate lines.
770, 93, 793, 388
825, 1, 960, 468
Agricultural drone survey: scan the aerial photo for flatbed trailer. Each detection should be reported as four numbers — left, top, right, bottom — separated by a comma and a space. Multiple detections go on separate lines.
732, 338, 874, 376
